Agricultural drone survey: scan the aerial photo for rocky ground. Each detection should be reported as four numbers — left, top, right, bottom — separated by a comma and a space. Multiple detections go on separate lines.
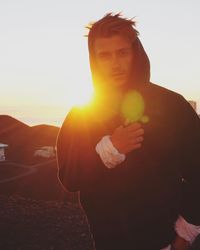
0, 195, 200, 250
0, 195, 94, 250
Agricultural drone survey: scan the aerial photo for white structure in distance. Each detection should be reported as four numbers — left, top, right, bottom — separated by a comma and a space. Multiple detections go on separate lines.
0, 143, 8, 161
34, 146, 55, 158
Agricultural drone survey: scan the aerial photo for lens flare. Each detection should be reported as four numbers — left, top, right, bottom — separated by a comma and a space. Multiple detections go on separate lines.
140, 115, 150, 124
121, 91, 149, 124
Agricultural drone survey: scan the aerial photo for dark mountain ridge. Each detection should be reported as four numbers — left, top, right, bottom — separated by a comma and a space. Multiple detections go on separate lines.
0, 115, 60, 163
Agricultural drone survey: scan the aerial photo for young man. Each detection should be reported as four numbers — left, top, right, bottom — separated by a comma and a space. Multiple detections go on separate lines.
56, 13, 200, 250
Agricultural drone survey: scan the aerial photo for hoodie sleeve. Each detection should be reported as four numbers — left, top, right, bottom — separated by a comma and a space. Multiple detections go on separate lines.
177, 96, 200, 225
56, 108, 110, 192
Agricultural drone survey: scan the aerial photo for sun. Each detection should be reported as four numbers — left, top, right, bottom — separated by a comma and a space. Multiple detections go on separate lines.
68, 81, 94, 107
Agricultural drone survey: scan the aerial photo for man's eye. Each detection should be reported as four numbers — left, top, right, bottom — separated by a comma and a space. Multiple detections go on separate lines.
118, 50, 130, 57
98, 53, 111, 60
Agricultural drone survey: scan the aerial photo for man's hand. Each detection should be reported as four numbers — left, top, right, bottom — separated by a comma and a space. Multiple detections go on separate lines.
171, 235, 190, 250
110, 123, 144, 154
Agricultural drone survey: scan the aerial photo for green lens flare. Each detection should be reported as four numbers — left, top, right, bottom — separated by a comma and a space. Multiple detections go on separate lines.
140, 115, 150, 124
121, 91, 146, 123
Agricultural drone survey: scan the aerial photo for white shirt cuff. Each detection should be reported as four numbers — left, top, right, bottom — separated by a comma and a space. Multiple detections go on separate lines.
175, 215, 200, 245
95, 135, 126, 168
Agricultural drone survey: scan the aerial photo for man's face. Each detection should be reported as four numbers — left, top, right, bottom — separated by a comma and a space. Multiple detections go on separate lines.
94, 35, 134, 87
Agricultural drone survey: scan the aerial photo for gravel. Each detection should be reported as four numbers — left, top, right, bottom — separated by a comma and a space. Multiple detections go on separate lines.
0, 195, 200, 250
0, 195, 94, 250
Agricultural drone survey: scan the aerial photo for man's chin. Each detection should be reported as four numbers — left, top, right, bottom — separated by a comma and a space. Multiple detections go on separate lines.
101, 76, 129, 90
110, 78, 128, 88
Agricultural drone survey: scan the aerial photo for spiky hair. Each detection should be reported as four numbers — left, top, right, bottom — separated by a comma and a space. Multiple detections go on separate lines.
86, 13, 139, 46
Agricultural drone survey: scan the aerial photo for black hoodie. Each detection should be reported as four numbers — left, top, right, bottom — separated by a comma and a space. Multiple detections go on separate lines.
56, 36, 200, 250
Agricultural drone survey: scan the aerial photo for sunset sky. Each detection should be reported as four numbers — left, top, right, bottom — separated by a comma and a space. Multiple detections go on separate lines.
0, 0, 199, 126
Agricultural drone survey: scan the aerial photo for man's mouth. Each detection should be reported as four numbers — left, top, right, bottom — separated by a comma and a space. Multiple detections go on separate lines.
111, 72, 125, 78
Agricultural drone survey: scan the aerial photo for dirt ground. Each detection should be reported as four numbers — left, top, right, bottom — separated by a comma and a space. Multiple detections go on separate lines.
0, 195, 200, 250
0, 195, 94, 250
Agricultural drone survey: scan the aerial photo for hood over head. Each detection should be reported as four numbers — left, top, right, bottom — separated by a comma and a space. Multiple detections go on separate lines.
86, 13, 151, 96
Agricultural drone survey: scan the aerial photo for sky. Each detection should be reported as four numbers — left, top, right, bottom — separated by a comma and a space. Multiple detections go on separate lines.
0, 0, 199, 126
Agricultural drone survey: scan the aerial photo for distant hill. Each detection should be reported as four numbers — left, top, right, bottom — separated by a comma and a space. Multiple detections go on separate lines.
0, 115, 79, 203
31, 124, 60, 147
0, 115, 29, 129
0, 115, 60, 163
0, 115, 30, 145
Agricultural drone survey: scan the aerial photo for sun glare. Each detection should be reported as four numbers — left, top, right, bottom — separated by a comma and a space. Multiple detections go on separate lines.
69, 81, 94, 107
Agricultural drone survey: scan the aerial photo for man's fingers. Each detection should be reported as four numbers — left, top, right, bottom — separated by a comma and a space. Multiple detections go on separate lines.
125, 123, 141, 131
124, 143, 142, 154
132, 143, 142, 150
129, 128, 144, 137
112, 124, 144, 154
128, 137, 143, 147
134, 136, 144, 143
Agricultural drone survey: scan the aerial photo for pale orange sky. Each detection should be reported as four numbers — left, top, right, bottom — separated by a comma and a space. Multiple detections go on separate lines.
0, 0, 199, 126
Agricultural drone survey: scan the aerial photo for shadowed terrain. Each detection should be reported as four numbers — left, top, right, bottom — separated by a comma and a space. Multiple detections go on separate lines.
0, 115, 199, 250
0, 116, 94, 250
0, 195, 94, 250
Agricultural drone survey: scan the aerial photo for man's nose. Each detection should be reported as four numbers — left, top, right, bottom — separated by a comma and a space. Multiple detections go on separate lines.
111, 55, 121, 70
